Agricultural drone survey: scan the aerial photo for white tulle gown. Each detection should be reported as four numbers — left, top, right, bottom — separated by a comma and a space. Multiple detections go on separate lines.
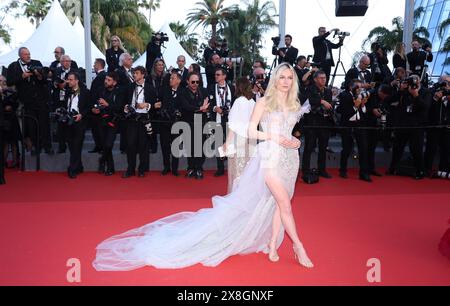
93, 104, 309, 271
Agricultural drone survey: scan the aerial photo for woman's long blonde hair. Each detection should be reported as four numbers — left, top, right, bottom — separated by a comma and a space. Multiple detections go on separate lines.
264, 63, 300, 113
110, 35, 127, 53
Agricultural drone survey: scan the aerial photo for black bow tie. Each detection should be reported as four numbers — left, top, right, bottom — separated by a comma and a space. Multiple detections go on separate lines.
219, 86, 226, 90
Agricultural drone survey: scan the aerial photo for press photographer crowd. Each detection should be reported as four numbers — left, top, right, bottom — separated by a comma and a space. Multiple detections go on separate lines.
0, 27, 449, 185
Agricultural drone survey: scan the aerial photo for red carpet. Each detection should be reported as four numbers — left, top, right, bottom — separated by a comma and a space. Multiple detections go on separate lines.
1, 169, 449, 286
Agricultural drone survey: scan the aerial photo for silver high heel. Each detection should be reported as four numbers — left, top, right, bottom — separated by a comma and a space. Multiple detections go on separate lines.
293, 245, 314, 268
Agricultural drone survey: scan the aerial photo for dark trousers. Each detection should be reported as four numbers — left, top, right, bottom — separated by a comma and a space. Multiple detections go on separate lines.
390, 129, 425, 173
302, 127, 331, 174
340, 128, 369, 175
425, 129, 450, 172
88, 114, 103, 150
160, 122, 179, 172
187, 121, 205, 171
24, 106, 52, 150
126, 120, 149, 173
0, 129, 5, 184
64, 121, 86, 173
322, 63, 332, 86
119, 120, 127, 152
99, 125, 117, 171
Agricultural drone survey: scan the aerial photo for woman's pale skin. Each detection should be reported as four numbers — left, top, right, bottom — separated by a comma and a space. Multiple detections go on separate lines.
248, 68, 314, 268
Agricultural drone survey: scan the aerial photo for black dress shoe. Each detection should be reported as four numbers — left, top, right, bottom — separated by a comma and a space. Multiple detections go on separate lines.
370, 171, 383, 177
386, 168, 397, 176
195, 170, 204, 180
415, 171, 425, 180
172, 170, 180, 177
105, 170, 115, 176
319, 171, 332, 179
161, 169, 171, 176
122, 171, 135, 179
88, 147, 102, 154
185, 169, 196, 178
45, 148, 55, 155
339, 171, 348, 179
138, 171, 146, 178
98, 161, 106, 174
0, 177, 5, 185
359, 174, 372, 183
214, 170, 225, 177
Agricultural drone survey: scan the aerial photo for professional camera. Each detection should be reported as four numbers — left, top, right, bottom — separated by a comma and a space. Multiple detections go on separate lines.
161, 108, 182, 122
306, 55, 321, 68
124, 104, 138, 120
271, 36, 281, 46
220, 103, 231, 116
153, 32, 169, 43
405, 76, 420, 90
335, 31, 350, 37
377, 104, 390, 128
51, 107, 79, 126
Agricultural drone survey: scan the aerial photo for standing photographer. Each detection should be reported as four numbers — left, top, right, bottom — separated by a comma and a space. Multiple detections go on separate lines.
387, 75, 430, 179
7, 47, 53, 155
344, 55, 374, 89
337, 79, 371, 182
407, 40, 433, 85
145, 32, 165, 73
312, 27, 344, 85
61, 72, 90, 179
302, 70, 335, 180
272, 35, 299, 66
0, 76, 20, 169
369, 42, 392, 86
122, 66, 153, 179
208, 67, 235, 177
206, 54, 233, 88
93, 72, 124, 176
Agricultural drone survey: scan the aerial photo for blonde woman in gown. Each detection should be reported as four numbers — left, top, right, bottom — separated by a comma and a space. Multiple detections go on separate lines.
93, 63, 314, 271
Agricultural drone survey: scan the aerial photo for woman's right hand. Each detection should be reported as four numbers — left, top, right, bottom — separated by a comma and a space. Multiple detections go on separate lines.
272, 134, 301, 149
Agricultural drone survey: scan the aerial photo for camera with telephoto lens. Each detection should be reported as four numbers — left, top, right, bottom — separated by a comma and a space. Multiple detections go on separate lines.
377, 104, 390, 128
51, 107, 79, 126
335, 31, 350, 37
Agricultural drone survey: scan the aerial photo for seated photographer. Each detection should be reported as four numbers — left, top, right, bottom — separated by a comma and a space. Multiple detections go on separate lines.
425, 82, 450, 176
92, 72, 124, 176
301, 70, 335, 180
7, 47, 53, 155
59, 72, 90, 179
52, 55, 77, 154
251, 67, 267, 101
205, 54, 233, 88
336, 79, 371, 182
145, 32, 165, 73
0, 76, 21, 169
386, 75, 430, 179
312, 27, 344, 85
208, 67, 235, 177
344, 55, 374, 90
160, 71, 183, 177
272, 34, 298, 66
122, 66, 153, 179
407, 41, 433, 83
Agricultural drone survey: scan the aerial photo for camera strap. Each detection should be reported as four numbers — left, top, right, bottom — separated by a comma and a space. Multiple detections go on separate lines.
133, 84, 145, 108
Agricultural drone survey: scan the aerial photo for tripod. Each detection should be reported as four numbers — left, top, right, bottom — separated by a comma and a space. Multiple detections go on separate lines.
268, 55, 279, 78
330, 44, 346, 88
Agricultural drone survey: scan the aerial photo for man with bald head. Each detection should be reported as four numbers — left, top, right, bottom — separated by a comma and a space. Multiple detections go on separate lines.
7, 47, 53, 154
344, 55, 374, 89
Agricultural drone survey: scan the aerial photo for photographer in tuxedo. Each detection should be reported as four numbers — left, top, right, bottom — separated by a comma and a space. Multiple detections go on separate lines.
7, 47, 53, 155
179, 72, 210, 180
116, 53, 135, 154
59, 72, 89, 179
122, 66, 153, 179
208, 67, 235, 177
52, 55, 77, 154
206, 54, 233, 88
92, 72, 124, 176
88, 58, 107, 154
344, 55, 374, 90
312, 27, 344, 85
336, 79, 371, 182
49, 46, 78, 73
160, 71, 183, 176
301, 70, 335, 180
272, 34, 299, 66
407, 40, 433, 83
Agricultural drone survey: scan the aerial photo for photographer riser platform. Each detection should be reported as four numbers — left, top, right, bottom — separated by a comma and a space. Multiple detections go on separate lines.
23, 132, 395, 172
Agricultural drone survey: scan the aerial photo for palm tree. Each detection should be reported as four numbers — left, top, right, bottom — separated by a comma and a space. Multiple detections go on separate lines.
437, 18, 450, 66
170, 21, 199, 59
186, 0, 238, 41
0, 0, 20, 44
138, 0, 161, 25
22, 0, 52, 28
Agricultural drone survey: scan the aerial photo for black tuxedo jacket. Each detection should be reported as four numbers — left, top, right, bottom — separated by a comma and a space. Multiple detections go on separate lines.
207, 82, 235, 124
90, 71, 107, 103
62, 86, 91, 118
52, 66, 77, 103
272, 46, 299, 66
179, 87, 209, 123
50, 60, 78, 72
344, 67, 373, 88
106, 48, 124, 73
337, 90, 368, 127
312, 32, 343, 67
